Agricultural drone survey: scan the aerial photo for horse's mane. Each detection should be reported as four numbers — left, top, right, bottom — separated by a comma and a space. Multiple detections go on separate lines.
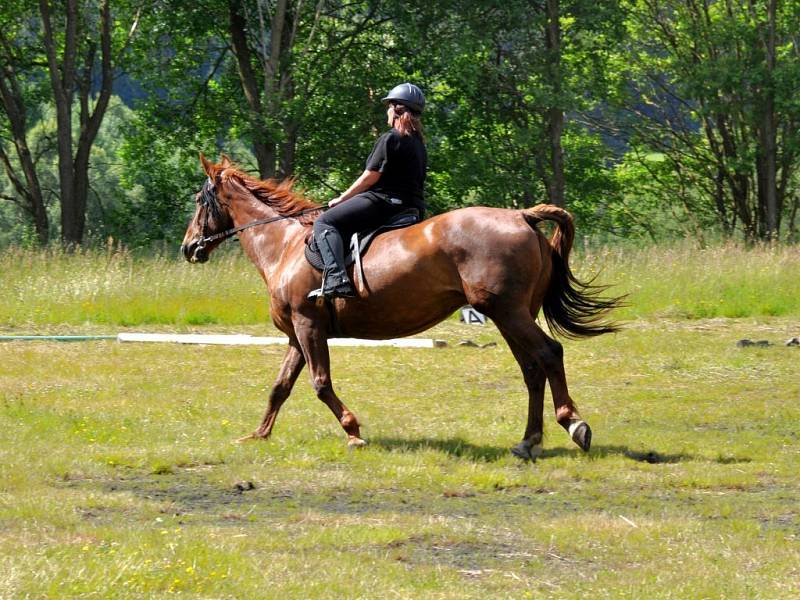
219, 165, 323, 224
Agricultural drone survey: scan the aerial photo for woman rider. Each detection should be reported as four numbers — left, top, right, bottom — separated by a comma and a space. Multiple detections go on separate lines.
308, 83, 427, 300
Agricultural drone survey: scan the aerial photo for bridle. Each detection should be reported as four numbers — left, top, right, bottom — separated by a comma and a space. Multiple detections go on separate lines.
195, 178, 324, 249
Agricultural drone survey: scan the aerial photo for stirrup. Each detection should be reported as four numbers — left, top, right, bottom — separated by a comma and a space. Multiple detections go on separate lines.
307, 281, 356, 301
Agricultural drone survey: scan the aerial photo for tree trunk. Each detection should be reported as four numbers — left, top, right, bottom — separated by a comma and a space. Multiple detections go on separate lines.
0, 43, 50, 244
759, 0, 778, 240
229, 0, 276, 178
39, 0, 114, 246
40, 0, 79, 244
786, 193, 798, 242
545, 0, 565, 207
280, 121, 298, 179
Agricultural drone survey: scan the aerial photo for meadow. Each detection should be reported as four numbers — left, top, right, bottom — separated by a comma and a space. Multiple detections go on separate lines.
2, 241, 799, 329
1, 243, 799, 598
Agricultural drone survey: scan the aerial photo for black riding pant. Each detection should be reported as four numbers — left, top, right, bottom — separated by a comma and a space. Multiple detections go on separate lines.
313, 192, 410, 243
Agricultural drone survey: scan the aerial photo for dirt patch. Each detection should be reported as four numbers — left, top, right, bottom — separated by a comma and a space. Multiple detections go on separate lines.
380, 535, 523, 571
59, 472, 258, 519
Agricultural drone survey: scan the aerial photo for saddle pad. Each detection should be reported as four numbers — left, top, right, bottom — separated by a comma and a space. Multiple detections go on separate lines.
305, 208, 419, 272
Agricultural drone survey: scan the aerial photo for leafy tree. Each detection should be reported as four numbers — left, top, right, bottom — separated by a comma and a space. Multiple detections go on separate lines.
391, 0, 624, 224
116, 0, 628, 246
615, 0, 800, 241
0, 0, 142, 246
124, 0, 401, 183
0, 0, 51, 244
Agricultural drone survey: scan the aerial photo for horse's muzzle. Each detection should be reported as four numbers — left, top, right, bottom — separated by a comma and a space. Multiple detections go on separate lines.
181, 240, 209, 264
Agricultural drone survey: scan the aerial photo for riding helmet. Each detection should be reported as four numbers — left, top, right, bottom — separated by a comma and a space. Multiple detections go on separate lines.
382, 83, 425, 115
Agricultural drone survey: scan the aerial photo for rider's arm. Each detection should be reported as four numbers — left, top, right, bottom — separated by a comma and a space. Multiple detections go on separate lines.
329, 169, 381, 207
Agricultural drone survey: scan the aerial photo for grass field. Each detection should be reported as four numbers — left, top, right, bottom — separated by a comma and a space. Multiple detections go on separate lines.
1, 244, 799, 598
2, 241, 799, 328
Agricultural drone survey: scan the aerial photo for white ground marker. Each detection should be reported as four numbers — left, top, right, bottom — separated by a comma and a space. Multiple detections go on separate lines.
117, 333, 447, 348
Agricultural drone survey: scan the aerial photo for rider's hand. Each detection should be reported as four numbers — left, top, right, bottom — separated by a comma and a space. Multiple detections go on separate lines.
328, 196, 345, 207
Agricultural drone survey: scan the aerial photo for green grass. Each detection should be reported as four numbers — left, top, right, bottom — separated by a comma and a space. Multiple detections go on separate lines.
0, 245, 269, 329
1, 242, 799, 329
1, 318, 799, 598
581, 241, 800, 320
1, 243, 799, 597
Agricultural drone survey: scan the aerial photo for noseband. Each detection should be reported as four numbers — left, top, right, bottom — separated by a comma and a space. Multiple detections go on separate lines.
195, 178, 324, 248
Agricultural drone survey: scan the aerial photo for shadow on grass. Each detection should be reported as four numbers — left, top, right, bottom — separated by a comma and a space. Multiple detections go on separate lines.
371, 436, 700, 464
370, 436, 510, 462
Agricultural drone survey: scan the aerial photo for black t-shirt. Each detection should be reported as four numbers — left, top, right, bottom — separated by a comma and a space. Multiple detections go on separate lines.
364, 128, 427, 210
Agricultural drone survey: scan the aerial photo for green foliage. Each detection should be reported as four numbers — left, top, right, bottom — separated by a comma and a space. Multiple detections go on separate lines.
616, 0, 800, 241
2, 0, 799, 246
0, 97, 142, 246
109, 122, 203, 248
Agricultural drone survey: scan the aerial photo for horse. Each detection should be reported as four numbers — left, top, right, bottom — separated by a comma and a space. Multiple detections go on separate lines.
181, 155, 620, 460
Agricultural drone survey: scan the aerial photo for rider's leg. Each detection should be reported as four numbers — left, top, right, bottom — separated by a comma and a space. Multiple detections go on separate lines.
309, 194, 401, 299
311, 226, 355, 297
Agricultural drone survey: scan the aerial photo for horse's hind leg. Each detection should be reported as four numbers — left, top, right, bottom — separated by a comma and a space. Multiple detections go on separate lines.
494, 312, 591, 452
502, 335, 546, 461
239, 339, 306, 442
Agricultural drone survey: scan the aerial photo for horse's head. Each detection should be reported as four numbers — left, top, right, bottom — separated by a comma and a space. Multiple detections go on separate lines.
181, 154, 235, 263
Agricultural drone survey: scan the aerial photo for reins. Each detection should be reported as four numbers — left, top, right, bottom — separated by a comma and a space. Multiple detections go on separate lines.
199, 206, 325, 246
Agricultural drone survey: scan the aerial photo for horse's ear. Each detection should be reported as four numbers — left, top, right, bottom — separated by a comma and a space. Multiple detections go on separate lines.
199, 153, 217, 178
220, 154, 232, 169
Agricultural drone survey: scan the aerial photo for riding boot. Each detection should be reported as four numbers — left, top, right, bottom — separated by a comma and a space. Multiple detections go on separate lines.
307, 227, 355, 300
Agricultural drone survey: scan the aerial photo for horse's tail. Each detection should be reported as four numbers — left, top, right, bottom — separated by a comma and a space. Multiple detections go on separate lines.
522, 204, 622, 339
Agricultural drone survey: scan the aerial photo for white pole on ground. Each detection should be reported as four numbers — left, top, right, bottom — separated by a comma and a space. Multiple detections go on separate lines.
116, 333, 446, 348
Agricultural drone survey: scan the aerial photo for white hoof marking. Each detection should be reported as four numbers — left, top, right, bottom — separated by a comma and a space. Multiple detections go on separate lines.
568, 420, 586, 441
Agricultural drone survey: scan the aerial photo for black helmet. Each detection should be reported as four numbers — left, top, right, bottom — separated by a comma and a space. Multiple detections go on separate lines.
382, 83, 425, 114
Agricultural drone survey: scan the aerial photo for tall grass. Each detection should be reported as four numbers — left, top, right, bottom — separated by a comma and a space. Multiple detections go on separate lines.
0, 244, 268, 329
579, 241, 800, 320
1, 241, 798, 328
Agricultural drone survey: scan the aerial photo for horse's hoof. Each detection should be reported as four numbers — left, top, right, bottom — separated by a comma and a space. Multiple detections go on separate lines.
236, 432, 267, 443
569, 420, 592, 452
511, 441, 542, 461
347, 437, 367, 449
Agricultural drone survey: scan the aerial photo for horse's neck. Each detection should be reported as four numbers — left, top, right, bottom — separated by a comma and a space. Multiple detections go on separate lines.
230, 197, 301, 276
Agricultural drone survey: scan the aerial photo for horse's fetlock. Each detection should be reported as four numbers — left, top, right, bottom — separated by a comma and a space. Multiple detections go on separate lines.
526, 431, 543, 447
555, 405, 576, 425
340, 411, 359, 429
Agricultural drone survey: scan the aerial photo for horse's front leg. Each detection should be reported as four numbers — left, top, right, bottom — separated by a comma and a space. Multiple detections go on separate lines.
238, 339, 305, 442
295, 319, 366, 448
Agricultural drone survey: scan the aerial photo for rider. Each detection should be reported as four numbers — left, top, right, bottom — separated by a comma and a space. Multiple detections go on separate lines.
308, 83, 428, 300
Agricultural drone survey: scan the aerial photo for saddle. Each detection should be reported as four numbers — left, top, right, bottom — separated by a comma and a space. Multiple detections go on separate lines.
304, 208, 420, 272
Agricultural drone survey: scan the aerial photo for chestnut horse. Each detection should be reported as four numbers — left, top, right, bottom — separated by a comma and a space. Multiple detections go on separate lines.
181, 156, 619, 460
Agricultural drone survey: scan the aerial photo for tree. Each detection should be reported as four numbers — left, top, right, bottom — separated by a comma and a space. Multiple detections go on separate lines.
392, 0, 623, 224
0, 1, 51, 244
126, 0, 399, 183
616, 0, 800, 241
0, 0, 140, 246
